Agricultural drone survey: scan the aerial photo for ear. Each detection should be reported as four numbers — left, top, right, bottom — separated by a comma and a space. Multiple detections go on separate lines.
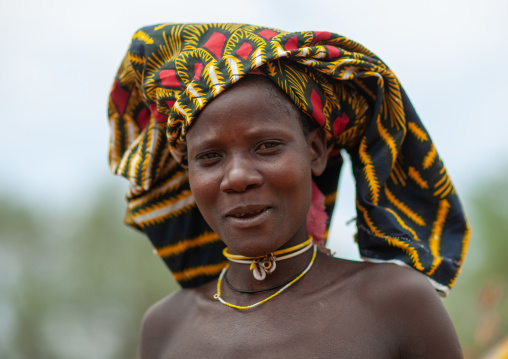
307, 128, 328, 176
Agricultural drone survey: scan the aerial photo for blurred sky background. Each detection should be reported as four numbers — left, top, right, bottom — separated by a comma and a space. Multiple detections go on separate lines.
1, 0, 507, 257
1, 0, 507, 357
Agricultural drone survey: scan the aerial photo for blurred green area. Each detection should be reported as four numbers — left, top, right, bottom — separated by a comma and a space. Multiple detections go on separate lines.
0, 185, 177, 359
444, 169, 508, 359
1, 170, 507, 358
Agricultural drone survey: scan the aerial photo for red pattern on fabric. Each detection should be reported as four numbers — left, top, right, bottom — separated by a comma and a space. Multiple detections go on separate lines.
249, 68, 264, 75
258, 29, 278, 40
333, 112, 350, 136
160, 69, 183, 89
136, 107, 150, 130
311, 31, 332, 46
310, 90, 326, 126
203, 32, 227, 59
165, 100, 175, 109
110, 79, 130, 116
236, 42, 253, 60
193, 63, 204, 80
285, 36, 299, 51
326, 45, 341, 58
329, 149, 341, 157
150, 103, 168, 123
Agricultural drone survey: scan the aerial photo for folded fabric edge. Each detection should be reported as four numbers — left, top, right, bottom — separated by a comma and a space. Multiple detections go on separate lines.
360, 256, 450, 297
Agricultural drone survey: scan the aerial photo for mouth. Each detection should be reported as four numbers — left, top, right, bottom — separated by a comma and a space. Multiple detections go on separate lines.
229, 209, 266, 218
225, 206, 272, 220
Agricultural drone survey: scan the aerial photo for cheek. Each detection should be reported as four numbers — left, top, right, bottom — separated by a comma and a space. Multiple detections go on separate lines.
188, 169, 218, 216
268, 156, 313, 207
276, 148, 311, 183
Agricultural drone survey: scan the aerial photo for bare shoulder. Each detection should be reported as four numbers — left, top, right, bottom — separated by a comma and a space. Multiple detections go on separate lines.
340, 259, 463, 358
141, 289, 188, 333
139, 287, 203, 358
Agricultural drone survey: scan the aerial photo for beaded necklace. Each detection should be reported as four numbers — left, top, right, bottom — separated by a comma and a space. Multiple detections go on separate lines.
224, 269, 301, 293
213, 245, 317, 310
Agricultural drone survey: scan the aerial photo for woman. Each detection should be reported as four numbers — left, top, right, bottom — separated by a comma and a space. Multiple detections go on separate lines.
109, 23, 469, 357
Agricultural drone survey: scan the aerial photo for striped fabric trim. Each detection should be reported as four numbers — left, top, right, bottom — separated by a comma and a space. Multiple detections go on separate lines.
172, 261, 228, 282
156, 231, 221, 258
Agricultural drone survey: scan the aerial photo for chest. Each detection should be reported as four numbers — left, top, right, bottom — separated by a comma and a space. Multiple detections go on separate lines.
159, 295, 398, 359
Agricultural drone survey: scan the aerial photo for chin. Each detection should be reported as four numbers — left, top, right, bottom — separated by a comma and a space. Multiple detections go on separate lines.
219, 231, 286, 257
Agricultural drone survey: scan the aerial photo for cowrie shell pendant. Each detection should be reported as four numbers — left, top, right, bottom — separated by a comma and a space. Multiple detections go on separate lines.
252, 264, 266, 281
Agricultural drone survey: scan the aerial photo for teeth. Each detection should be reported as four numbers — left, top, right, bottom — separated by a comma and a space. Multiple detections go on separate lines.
234, 209, 263, 218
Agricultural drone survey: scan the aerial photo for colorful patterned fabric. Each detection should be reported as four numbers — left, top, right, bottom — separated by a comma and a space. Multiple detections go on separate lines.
108, 23, 469, 295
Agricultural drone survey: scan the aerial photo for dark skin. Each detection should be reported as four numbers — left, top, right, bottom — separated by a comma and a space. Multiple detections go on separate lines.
140, 76, 463, 358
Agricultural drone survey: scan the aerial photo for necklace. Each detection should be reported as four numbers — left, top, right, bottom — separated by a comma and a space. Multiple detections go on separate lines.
214, 245, 317, 310
224, 269, 302, 293
222, 237, 313, 280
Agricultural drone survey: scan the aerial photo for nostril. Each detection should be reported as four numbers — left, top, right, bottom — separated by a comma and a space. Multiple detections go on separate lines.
220, 166, 263, 193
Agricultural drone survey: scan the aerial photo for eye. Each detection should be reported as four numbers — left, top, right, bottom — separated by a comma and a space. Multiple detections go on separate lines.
195, 151, 222, 162
256, 141, 282, 152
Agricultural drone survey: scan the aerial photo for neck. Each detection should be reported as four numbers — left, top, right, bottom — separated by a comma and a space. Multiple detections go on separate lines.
224, 238, 315, 294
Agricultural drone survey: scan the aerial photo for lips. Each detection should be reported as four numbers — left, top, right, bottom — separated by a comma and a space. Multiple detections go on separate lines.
225, 205, 272, 221
230, 208, 264, 218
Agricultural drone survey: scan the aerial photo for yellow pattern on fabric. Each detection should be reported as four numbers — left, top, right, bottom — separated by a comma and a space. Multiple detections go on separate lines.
336, 125, 362, 148
128, 53, 145, 66
116, 131, 143, 180
156, 231, 221, 258
385, 208, 420, 241
384, 186, 426, 226
176, 49, 214, 86
140, 120, 157, 189
283, 65, 310, 111
173, 261, 228, 282
359, 203, 424, 271
408, 166, 429, 189
266, 62, 277, 76
108, 112, 121, 168
359, 138, 380, 205
357, 201, 384, 237
383, 74, 406, 131
127, 165, 184, 208
408, 122, 429, 142
377, 118, 397, 166
427, 199, 450, 275
324, 192, 337, 206
423, 144, 437, 169
223, 29, 265, 57
131, 190, 196, 228
434, 168, 453, 198
132, 30, 154, 44
161, 30, 183, 63
390, 159, 408, 186
154, 23, 172, 31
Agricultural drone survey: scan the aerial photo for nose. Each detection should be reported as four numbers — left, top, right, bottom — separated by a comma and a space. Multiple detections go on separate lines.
220, 155, 263, 193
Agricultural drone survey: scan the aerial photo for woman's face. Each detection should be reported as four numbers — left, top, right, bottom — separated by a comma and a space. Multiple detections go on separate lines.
186, 76, 326, 257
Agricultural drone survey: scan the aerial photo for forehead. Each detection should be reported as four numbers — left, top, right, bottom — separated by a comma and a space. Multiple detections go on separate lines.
206, 75, 297, 117
186, 76, 302, 141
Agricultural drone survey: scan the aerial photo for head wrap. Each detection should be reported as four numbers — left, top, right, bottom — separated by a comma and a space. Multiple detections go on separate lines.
108, 23, 469, 295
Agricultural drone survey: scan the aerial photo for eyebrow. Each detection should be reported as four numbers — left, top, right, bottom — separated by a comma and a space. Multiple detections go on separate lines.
188, 125, 295, 151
